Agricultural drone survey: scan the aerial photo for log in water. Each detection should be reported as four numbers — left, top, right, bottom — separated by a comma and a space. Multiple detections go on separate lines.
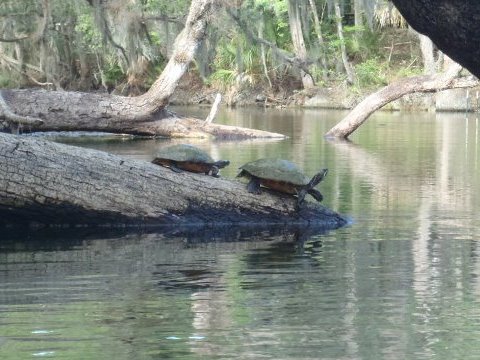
0, 133, 347, 229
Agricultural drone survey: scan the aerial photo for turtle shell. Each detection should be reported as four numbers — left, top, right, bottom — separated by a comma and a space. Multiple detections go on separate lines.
153, 144, 214, 164
239, 158, 310, 186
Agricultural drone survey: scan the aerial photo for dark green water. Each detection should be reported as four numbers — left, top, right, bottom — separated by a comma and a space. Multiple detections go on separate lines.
2, 107, 480, 359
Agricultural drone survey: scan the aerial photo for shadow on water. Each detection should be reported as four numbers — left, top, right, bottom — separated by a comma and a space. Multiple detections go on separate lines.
0, 223, 336, 253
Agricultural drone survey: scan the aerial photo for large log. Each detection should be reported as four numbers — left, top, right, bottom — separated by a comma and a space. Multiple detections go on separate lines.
0, 88, 285, 139
391, 0, 480, 78
0, 133, 347, 229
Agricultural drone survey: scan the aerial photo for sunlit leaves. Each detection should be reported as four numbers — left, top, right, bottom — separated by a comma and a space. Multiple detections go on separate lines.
76, 14, 103, 50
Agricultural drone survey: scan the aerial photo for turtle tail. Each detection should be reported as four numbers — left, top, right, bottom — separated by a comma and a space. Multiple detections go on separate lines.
307, 168, 328, 190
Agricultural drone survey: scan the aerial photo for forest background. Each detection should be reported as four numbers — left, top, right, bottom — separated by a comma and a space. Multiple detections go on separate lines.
0, 0, 466, 109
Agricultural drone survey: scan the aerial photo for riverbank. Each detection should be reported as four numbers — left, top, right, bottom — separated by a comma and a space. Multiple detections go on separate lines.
170, 71, 480, 113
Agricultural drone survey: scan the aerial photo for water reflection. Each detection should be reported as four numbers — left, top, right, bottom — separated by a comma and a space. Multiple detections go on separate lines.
4, 109, 480, 358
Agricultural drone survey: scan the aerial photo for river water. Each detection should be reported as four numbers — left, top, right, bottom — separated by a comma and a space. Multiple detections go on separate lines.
2, 107, 480, 359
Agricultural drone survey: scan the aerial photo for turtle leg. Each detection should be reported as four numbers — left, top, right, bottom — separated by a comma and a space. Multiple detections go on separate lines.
169, 163, 183, 173
210, 166, 220, 178
308, 189, 323, 203
247, 177, 262, 194
296, 189, 307, 209
297, 168, 327, 207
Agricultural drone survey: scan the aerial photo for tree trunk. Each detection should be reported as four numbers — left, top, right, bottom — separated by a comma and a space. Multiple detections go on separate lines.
0, 132, 347, 229
308, 0, 328, 81
0, 89, 284, 138
287, 0, 315, 89
354, 0, 362, 29
334, 0, 355, 84
325, 63, 479, 139
419, 34, 435, 75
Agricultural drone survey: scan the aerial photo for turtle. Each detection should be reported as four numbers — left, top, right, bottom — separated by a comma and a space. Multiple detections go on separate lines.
237, 158, 328, 206
152, 144, 230, 177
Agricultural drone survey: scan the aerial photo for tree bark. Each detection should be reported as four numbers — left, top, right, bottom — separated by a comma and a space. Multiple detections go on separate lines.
325, 63, 479, 139
419, 34, 435, 75
0, 132, 347, 229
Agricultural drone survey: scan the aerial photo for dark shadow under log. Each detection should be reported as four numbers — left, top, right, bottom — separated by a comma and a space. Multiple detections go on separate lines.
0, 133, 347, 230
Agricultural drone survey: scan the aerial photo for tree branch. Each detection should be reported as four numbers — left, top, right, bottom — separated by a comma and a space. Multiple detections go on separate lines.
0, 35, 29, 43
136, 0, 219, 112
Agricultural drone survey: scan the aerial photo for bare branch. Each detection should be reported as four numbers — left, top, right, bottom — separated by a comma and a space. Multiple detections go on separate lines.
142, 14, 185, 26
0, 35, 29, 43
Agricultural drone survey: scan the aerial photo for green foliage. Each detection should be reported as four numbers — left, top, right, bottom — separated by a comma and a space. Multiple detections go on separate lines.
0, 0, 428, 95
75, 14, 103, 50
0, 74, 14, 88
103, 61, 125, 84
209, 32, 261, 89
395, 66, 423, 79
143, 0, 189, 14
347, 26, 382, 61
209, 69, 237, 89
355, 58, 388, 88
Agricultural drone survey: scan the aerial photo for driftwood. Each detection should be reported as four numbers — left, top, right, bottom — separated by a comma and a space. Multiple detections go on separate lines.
0, 133, 347, 229
204, 93, 222, 124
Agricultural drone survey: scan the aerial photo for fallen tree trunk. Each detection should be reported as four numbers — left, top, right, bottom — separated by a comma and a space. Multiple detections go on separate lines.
0, 133, 347, 229
325, 63, 480, 139
0, 88, 285, 139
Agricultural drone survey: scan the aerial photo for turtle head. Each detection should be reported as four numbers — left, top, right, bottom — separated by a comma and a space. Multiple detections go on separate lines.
308, 168, 328, 189
214, 160, 230, 169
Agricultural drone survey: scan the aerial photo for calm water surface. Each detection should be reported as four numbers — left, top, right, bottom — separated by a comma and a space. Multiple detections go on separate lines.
2, 107, 480, 359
